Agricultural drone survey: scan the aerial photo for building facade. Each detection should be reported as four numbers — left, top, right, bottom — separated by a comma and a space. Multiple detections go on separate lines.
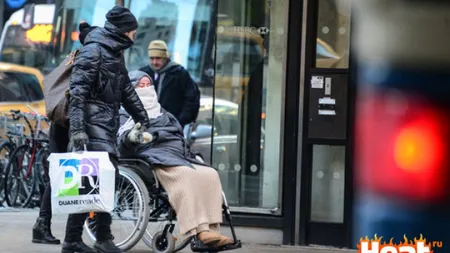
180, 0, 354, 248
1, 0, 356, 248
212, 0, 355, 248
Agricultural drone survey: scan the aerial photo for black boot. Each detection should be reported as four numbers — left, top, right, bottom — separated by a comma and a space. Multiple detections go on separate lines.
94, 213, 121, 252
61, 241, 97, 253
32, 217, 61, 245
94, 240, 123, 253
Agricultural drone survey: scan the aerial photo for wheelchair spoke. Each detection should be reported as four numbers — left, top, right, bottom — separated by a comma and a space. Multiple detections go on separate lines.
84, 166, 150, 251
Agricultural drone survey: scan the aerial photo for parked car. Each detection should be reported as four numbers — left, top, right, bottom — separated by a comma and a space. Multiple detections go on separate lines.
0, 62, 46, 115
0, 62, 49, 138
185, 96, 266, 205
185, 96, 239, 164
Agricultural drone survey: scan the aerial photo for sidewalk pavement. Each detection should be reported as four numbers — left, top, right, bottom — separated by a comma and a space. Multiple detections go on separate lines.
0, 208, 356, 253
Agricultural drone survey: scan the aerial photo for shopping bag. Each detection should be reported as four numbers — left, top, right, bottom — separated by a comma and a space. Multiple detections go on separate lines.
48, 150, 116, 215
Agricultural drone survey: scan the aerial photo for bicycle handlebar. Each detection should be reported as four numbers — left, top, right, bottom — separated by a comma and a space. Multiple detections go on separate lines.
8, 108, 49, 122
25, 104, 50, 123
7, 109, 49, 140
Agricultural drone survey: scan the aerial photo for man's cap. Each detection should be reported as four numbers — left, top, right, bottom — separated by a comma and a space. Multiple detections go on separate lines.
148, 40, 169, 58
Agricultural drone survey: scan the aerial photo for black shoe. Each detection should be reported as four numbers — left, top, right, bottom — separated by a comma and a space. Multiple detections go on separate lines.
61, 241, 97, 253
32, 217, 61, 245
94, 239, 123, 253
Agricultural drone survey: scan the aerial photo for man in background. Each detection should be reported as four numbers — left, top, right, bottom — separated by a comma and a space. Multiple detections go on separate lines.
140, 40, 200, 127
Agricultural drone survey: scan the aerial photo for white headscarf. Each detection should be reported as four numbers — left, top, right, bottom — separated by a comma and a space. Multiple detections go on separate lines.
118, 85, 162, 138
135, 85, 162, 119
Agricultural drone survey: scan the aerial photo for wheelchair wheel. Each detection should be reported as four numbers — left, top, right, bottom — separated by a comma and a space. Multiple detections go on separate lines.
141, 185, 193, 252
152, 231, 176, 253
142, 219, 193, 252
84, 165, 150, 251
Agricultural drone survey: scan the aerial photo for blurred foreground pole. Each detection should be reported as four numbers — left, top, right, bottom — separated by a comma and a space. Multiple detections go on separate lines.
352, 1, 450, 252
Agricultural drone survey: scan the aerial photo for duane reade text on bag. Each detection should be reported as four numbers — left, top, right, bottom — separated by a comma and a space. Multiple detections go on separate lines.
48, 151, 116, 215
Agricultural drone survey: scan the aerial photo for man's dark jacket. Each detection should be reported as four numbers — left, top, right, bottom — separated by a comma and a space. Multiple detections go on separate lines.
69, 22, 150, 155
139, 62, 200, 127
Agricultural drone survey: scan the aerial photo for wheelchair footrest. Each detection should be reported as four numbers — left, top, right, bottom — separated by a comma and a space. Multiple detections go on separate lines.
190, 239, 242, 252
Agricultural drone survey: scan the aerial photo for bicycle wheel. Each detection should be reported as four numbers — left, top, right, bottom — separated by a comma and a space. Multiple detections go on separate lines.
34, 146, 50, 188
3, 144, 36, 207
0, 140, 12, 205
84, 165, 150, 251
33, 146, 50, 207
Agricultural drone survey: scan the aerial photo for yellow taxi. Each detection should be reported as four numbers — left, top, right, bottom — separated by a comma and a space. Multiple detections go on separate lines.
0, 62, 49, 137
0, 62, 46, 115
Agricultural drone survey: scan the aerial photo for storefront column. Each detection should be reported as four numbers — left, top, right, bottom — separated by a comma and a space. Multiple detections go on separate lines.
262, 0, 288, 209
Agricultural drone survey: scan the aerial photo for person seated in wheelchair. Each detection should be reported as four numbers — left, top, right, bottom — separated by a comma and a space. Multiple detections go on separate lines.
117, 70, 233, 248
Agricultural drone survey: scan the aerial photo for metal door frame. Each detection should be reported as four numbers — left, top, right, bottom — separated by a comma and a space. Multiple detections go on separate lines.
296, 0, 356, 248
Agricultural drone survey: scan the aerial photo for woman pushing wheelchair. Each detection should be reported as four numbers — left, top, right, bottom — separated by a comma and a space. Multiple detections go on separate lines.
116, 70, 234, 248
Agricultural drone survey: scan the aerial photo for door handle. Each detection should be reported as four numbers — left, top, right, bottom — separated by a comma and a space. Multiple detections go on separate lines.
215, 146, 227, 152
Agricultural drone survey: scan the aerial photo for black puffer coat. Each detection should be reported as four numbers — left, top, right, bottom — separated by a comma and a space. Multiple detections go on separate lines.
69, 22, 150, 155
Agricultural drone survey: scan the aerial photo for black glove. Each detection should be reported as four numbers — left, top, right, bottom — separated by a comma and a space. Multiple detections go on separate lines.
70, 132, 89, 151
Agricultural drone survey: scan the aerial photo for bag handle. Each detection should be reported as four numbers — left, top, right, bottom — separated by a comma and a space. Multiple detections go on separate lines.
72, 144, 88, 153
65, 49, 80, 66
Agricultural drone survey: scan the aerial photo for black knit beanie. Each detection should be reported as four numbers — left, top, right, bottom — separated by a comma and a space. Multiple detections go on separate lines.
105, 5, 138, 33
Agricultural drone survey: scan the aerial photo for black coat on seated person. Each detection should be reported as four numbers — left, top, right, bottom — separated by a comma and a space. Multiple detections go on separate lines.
118, 109, 210, 169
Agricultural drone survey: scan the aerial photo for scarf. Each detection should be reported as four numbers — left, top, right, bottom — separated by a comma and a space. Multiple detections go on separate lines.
118, 86, 162, 138
150, 61, 180, 96
135, 85, 162, 119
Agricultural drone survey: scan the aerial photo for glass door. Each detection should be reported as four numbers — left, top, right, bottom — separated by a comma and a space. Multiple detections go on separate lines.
300, 0, 354, 247
210, 0, 288, 212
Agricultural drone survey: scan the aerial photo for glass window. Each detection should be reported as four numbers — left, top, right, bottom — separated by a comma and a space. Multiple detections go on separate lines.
315, 0, 351, 68
48, 0, 119, 67
196, 97, 214, 127
211, 0, 287, 210
126, 0, 216, 94
310, 145, 346, 223
0, 24, 53, 71
42, 0, 286, 211
215, 37, 263, 77
0, 72, 43, 102
214, 103, 239, 136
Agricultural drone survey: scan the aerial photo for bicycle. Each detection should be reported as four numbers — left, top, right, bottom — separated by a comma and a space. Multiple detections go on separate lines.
0, 111, 28, 205
3, 110, 50, 208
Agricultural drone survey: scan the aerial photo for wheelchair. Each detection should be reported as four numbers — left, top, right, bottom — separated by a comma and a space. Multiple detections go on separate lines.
83, 158, 242, 253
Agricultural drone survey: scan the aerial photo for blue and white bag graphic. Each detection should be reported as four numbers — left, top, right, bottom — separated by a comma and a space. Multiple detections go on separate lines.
48, 151, 116, 215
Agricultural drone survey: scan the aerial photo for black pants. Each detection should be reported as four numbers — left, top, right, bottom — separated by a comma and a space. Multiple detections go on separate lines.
39, 123, 70, 219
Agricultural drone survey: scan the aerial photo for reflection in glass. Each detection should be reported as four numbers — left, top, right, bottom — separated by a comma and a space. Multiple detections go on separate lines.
310, 145, 345, 223
211, 0, 286, 210
44, 0, 118, 70
316, 0, 351, 68
44, 0, 286, 210
127, 0, 216, 96
1, 25, 53, 71
0, 3, 56, 71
